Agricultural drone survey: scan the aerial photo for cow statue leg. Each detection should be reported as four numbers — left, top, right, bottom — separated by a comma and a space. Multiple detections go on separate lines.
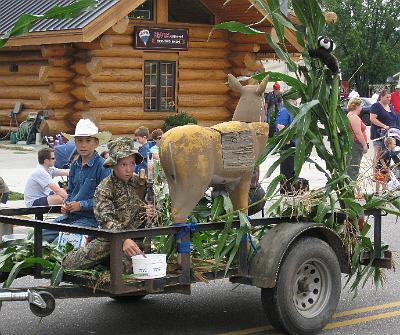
228, 170, 253, 214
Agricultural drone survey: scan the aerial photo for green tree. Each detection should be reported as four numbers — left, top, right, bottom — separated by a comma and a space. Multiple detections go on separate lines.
321, 0, 400, 95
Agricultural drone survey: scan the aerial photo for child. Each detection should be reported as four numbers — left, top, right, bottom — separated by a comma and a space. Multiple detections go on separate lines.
375, 137, 400, 194
149, 129, 163, 179
43, 119, 112, 242
134, 126, 150, 174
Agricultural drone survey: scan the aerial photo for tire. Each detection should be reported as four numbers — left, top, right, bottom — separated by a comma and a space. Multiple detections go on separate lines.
29, 291, 56, 318
111, 294, 147, 303
261, 237, 341, 335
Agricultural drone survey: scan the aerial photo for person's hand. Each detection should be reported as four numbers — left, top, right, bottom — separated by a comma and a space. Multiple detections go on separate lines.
384, 125, 390, 130
61, 203, 69, 213
362, 144, 368, 154
123, 239, 144, 257
65, 201, 80, 213
145, 204, 157, 219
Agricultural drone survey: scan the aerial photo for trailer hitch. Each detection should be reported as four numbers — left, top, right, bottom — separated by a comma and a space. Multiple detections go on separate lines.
0, 289, 55, 317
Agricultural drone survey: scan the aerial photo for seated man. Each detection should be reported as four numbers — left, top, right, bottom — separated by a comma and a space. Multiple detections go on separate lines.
62, 137, 155, 273
24, 148, 69, 207
43, 119, 112, 242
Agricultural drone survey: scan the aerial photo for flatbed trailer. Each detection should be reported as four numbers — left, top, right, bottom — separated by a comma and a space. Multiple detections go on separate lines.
0, 206, 392, 335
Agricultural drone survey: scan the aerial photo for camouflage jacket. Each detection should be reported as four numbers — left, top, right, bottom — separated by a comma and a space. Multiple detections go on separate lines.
93, 173, 146, 231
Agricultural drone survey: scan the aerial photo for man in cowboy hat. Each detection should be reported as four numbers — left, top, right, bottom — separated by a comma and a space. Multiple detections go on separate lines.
43, 119, 112, 242
62, 137, 156, 273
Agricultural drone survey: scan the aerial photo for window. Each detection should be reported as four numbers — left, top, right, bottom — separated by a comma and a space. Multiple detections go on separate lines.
144, 61, 176, 112
168, 0, 214, 25
129, 0, 154, 20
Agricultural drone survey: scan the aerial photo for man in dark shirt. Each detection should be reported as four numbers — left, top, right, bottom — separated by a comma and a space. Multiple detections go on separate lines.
264, 82, 282, 135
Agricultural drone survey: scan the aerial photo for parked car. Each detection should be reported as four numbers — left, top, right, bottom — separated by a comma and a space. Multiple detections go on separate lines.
341, 97, 374, 126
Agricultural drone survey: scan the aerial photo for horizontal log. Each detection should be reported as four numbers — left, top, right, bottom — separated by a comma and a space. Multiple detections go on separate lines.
0, 75, 45, 86
89, 93, 142, 108
93, 82, 142, 93
189, 40, 230, 49
69, 111, 100, 124
0, 99, 42, 110
229, 52, 264, 72
112, 16, 130, 34
0, 86, 48, 99
70, 86, 100, 101
73, 101, 91, 111
178, 81, 229, 95
178, 94, 229, 107
0, 46, 41, 52
179, 58, 230, 70
40, 92, 74, 109
0, 125, 17, 133
74, 46, 143, 58
51, 109, 74, 120
70, 58, 103, 75
179, 48, 229, 59
106, 34, 133, 45
231, 67, 254, 77
41, 45, 74, 58
0, 51, 44, 62
39, 66, 74, 82
48, 57, 73, 67
0, 109, 38, 124
71, 76, 91, 86
97, 57, 142, 69
232, 43, 261, 53
91, 69, 142, 82
182, 107, 232, 121
97, 120, 164, 134
0, 63, 44, 75
39, 119, 73, 136
230, 31, 270, 44
178, 69, 227, 81
77, 107, 157, 120
76, 35, 113, 50
50, 82, 73, 93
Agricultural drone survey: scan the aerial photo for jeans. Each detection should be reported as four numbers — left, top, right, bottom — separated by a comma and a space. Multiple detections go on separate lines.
43, 214, 97, 243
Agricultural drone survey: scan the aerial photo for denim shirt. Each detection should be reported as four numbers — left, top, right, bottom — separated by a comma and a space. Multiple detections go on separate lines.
66, 151, 111, 219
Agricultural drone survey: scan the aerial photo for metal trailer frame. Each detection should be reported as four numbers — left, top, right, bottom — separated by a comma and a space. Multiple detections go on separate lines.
0, 206, 391, 302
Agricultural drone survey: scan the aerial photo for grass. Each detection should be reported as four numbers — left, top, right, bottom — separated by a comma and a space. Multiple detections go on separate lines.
8, 191, 24, 201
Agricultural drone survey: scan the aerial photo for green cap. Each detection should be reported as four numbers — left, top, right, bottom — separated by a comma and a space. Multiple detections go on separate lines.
103, 137, 143, 168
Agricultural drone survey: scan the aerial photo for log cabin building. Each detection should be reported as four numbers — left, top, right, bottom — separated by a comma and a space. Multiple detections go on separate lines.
0, 0, 303, 136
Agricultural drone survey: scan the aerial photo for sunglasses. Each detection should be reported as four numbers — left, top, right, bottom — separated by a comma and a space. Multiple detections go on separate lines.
156, 137, 162, 140
48, 157, 55, 160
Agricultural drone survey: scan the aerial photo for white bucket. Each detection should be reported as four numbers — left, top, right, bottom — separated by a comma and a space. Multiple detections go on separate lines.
2, 234, 27, 242
131, 254, 167, 279
35, 133, 42, 145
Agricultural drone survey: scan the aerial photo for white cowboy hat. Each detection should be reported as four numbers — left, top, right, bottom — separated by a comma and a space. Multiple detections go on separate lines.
62, 119, 112, 144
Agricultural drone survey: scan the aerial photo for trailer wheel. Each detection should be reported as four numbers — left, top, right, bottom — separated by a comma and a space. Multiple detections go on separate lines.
111, 294, 147, 303
29, 291, 56, 318
261, 237, 341, 335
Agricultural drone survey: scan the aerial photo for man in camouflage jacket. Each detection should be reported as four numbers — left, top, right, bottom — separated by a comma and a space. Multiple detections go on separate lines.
62, 137, 154, 273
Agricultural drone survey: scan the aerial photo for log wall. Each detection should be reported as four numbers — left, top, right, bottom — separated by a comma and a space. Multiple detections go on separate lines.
0, 22, 268, 136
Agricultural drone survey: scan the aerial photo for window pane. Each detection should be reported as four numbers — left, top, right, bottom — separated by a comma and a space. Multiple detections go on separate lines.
129, 0, 154, 20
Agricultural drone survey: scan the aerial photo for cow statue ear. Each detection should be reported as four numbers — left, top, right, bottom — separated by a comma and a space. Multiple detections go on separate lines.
256, 75, 269, 96
227, 74, 243, 93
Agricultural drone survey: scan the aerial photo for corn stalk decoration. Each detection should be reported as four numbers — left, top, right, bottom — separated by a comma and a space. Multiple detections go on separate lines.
215, 0, 400, 295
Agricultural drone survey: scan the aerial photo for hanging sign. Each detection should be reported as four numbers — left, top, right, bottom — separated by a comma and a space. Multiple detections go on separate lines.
133, 27, 189, 51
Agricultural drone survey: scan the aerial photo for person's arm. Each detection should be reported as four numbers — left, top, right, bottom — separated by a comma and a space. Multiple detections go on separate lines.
349, 115, 368, 153
54, 168, 69, 177
48, 182, 68, 199
370, 113, 389, 130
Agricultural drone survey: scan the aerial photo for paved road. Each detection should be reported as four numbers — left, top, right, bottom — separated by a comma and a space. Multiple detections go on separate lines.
1, 213, 399, 335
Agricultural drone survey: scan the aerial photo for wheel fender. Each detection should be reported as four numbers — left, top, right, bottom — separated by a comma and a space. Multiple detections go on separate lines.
249, 222, 350, 288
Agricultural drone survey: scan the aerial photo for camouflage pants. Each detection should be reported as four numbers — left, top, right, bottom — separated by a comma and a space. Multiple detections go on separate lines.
62, 238, 133, 274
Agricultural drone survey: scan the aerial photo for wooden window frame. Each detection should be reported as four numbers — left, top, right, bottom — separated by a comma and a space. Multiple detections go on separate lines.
144, 60, 176, 112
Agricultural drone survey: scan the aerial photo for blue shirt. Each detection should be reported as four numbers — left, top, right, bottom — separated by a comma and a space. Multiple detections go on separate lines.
370, 102, 397, 140
135, 142, 150, 173
276, 106, 295, 145
66, 152, 110, 219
